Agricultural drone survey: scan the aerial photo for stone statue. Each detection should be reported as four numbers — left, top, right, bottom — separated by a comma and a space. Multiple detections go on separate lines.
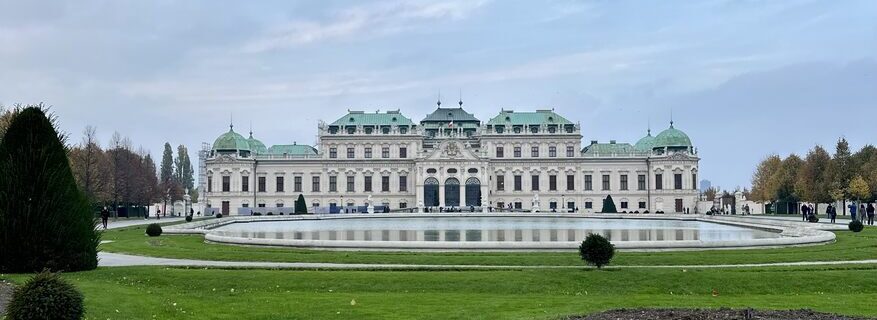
531, 193, 541, 213
366, 195, 375, 214
417, 200, 424, 213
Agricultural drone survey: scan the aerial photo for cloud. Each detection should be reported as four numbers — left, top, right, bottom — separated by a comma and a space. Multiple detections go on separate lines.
242, 0, 489, 53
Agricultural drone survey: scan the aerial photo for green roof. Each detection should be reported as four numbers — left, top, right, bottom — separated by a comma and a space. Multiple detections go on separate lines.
634, 130, 656, 151
653, 123, 692, 148
330, 110, 414, 126
267, 144, 318, 156
213, 127, 251, 152
487, 110, 572, 125
421, 107, 479, 123
582, 142, 638, 155
247, 133, 269, 155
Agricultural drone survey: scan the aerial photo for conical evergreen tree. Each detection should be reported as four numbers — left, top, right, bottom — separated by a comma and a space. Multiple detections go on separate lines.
295, 194, 308, 214
601, 195, 618, 213
0, 107, 100, 272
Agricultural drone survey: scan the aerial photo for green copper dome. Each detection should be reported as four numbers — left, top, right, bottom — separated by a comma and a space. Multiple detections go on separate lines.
634, 130, 656, 151
213, 127, 251, 152
247, 132, 268, 155
653, 122, 692, 149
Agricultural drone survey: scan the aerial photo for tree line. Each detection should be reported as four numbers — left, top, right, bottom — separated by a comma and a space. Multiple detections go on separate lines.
1, 105, 196, 216
750, 138, 876, 213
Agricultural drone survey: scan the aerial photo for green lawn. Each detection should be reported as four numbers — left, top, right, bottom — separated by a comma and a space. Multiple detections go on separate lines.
4, 265, 877, 319
100, 226, 877, 266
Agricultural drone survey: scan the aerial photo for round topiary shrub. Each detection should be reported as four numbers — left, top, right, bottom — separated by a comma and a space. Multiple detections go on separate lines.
267, 212, 273, 216
579, 233, 615, 269
185, 215, 193, 222
849, 220, 864, 232
6, 271, 84, 320
808, 215, 819, 223
145, 223, 162, 237
216, 213, 223, 219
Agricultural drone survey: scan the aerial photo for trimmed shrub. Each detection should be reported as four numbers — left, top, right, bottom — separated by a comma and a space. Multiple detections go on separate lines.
849, 220, 864, 232
253, 212, 261, 216
267, 212, 273, 216
216, 213, 223, 219
600, 195, 618, 213
6, 271, 84, 320
579, 233, 615, 269
0, 107, 99, 272
295, 194, 308, 214
145, 223, 162, 237
808, 215, 819, 223
185, 215, 193, 222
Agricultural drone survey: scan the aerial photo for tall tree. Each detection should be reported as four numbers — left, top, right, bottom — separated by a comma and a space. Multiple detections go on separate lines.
175, 145, 195, 193
794, 145, 832, 213
0, 105, 22, 141
703, 187, 718, 201
0, 107, 99, 272
852, 145, 877, 201
774, 154, 803, 202
849, 175, 871, 204
750, 155, 782, 202
160, 143, 174, 187
829, 138, 853, 214
69, 126, 111, 203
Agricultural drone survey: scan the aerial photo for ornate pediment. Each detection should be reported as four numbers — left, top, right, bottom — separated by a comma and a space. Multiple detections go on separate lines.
425, 140, 480, 161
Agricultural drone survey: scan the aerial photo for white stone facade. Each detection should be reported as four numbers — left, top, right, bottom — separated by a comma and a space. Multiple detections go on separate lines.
203, 108, 699, 215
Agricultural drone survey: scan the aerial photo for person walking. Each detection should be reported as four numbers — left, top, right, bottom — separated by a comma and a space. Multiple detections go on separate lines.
801, 203, 809, 221
860, 204, 867, 222
100, 206, 110, 229
867, 203, 875, 226
829, 204, 836, 224
824, 204, 833, 223
849, 202, 858, 222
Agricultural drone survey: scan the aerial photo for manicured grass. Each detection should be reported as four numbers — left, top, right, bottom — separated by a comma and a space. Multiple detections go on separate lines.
4, 265, 877, 319
100, 225, 877, 266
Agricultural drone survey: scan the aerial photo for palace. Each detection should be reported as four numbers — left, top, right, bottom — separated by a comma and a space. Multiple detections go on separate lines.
202, 105, 699, 215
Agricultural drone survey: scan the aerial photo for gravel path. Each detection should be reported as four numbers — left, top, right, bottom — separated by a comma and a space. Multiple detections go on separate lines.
0, 280, 13, 316
98, 252, 877, 270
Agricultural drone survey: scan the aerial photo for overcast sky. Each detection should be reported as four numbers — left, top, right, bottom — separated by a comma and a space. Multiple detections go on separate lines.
1, 0, 875, 189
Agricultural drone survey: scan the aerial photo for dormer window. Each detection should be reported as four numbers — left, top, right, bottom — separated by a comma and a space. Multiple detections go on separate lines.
349, 117, 355, 122
400, 127, 408, 134
548, 116, 554, 122
392, 117, 397, 122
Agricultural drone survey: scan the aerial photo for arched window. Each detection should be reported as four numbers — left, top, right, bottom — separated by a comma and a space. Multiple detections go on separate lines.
424, 177, 439, 207
445, 178, 460, 207
465, 177, 481, 207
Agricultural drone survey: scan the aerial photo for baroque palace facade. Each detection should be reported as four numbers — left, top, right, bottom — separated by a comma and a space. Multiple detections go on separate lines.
203, 105, 699, 215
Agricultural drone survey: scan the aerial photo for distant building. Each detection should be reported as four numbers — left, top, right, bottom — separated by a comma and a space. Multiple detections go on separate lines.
700, 179, 712, 193
203, 104, 700, 215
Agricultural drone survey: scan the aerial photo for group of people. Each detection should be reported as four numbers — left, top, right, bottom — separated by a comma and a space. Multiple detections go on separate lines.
801, 202, 876, 225
849, 202, 876, 225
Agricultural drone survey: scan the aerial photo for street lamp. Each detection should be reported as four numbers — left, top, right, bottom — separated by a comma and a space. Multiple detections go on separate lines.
340, 195, 344, 214
561, 194, 565, 213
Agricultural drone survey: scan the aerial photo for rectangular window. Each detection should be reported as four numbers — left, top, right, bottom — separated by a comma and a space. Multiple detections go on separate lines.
346, 176, 355, 192
692, 173, 697, 190
621, 202, 628, 209
381, 147, 389, 159
399, 147, 407, 159
222, 176, 230, 192
347, 147, 354, 159
496, 146, 504, 158
258, 203, 265, 208
638, 175, 646, 191
549, 175, 557, 191
364, 176, 373, 192
381, 176, 390, 192
655, 174, 663, 190
531, 146, 539, 157
566, 175, 575, 191
365, 147, 373, 159
294, 176, 302, 192
514, 202, 522, 209
674, 173, 683, 190
275, 176, 284, 193
549, 146, 556, 158
399, 202, 408, 209
497, 175, 505, 191
329, 176, 337, 192
311, 176, 320, 192
258, 176, 266, 192
241, 176, 249, 192
585, 202, 593, 209
620, 175, 628, 191
602, 174, 610, 191
514, 175, 522, 191
207, 176, 213, 192
549, 202, 557, 210
514, 147, 521, 158
584, 175, 593, 191
329, 148, 337, 159
639, 201, 647, 209
399, 176, 408, 192
566, 146, 575, 157
242, 203, 249, 208
531, 175, 540, 191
